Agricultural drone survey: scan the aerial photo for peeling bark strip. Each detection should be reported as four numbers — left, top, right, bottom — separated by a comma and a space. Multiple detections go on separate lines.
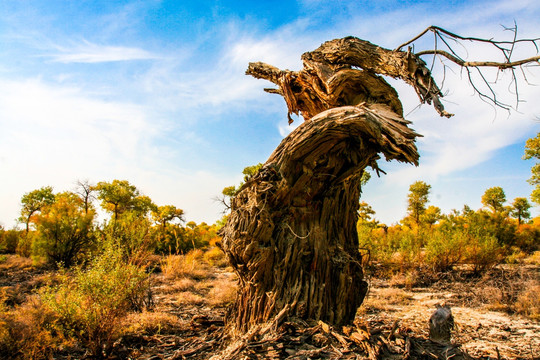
221, 105, 420, 333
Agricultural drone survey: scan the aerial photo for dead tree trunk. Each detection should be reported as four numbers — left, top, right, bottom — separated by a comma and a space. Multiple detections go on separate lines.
220, 37, 439, 334
221, 107, 419, 333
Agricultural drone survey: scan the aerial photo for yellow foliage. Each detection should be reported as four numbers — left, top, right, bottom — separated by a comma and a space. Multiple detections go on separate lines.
203, 246, 227, 267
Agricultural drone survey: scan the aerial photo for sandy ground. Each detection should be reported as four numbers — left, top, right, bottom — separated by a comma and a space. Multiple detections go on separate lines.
360, 271, 540, 359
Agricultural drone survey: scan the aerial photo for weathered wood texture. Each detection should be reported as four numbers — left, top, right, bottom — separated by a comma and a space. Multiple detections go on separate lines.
247, 36, 452, 123
221, 105, 419, 333
221, 36, 426, 334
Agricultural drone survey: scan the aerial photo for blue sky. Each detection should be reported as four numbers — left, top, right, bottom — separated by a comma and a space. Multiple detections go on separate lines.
0, 0, 539, 228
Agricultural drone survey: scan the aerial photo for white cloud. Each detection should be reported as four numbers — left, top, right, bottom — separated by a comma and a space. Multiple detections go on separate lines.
0, 78, 155, 226
133, 24, 313, 123
49, 40, 160, 63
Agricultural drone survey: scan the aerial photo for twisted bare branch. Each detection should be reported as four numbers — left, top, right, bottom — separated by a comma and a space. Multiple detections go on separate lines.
398, 24, 540, 111
415, 50, 540, 68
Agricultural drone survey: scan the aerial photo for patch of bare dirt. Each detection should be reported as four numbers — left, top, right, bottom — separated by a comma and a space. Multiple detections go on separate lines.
360, 266, 540, 359
0, 255, 54, 306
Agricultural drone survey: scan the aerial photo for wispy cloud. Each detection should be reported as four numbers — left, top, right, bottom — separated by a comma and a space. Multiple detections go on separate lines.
0, 77, 232, 226
1, 0, 539, 228
49, 40, 160, 63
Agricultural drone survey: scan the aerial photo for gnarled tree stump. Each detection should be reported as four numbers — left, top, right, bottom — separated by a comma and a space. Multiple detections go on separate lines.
221, 105, 420, 333
220, 36, 436, 334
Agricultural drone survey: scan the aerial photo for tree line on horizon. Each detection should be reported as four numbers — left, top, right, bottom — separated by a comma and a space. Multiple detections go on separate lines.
0, 179, 222, 268
356, 131, 540, 276
358, 181, 538, 275
0, 131, 538, 272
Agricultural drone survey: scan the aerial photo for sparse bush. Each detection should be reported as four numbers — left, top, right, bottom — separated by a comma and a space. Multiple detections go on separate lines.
464, 234, 504, 274
40, 245, 151, 357
425, 230, 467, 272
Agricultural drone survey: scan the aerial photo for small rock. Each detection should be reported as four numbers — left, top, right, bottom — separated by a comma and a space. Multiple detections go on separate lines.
429, 304, 454, 344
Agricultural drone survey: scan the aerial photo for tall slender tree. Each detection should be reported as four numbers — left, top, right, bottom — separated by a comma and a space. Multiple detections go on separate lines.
510, 197, 531, 225
75, 179, 96, 215
407, 181, 431, 227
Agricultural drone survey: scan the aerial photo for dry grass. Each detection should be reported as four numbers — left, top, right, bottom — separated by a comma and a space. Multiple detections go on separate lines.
176, 291, 205, 306
161, 250, 211, 280
124, 310, 188, 335
0, 255, 33, 271
514, 285, 540, 320
172, 278, 197, 292
388, 270, 420, 289
360, 287, 413, 313
461, 267, 540, 320
207, 281, 237, 307
378, 288, 413, 305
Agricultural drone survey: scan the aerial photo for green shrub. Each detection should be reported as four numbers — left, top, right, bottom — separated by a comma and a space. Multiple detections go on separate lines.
16, 232, 35, 258
514, 224, 540, 252
425, 230, 467, 272
465, 234, 504, 274
358, 224, 396, 266
40, 245, 151, 357
0, 230, 20, 254
29, 192, 96, 268
101, 212, 154, 266
392, 231, 423, 271
203, 246, 227, 267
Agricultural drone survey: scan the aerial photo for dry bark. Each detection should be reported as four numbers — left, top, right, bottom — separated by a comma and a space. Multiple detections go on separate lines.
247, 36, 452, 122
220, 105, 419, 333
220, 36, 427, 335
